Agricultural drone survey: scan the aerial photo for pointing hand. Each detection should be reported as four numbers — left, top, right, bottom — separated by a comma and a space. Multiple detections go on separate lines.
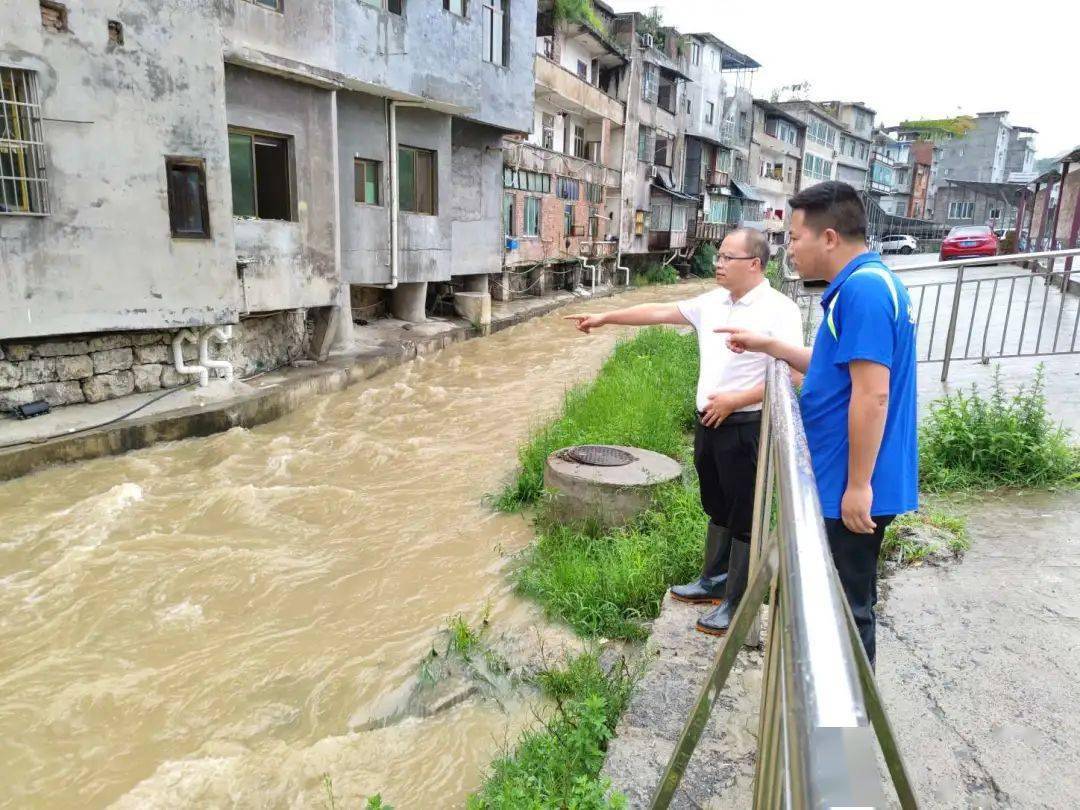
564, 314, 605, 334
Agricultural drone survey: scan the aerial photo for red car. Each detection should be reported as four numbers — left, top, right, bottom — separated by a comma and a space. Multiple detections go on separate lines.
939, 225, 999, 261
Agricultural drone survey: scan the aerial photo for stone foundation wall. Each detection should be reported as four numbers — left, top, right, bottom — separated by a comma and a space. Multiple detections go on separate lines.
0, 311, 309, 413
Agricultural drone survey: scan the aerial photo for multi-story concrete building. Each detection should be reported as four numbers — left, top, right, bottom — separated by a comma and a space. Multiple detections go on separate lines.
819, 100, 873, 190
775, 101, 844, 192
501, 0, 626, 293
680, 34, 761, 244
888, 111, 1037, 211
748, 100, 804, 248
1, 0, 536, 411
604, 13, 692, 257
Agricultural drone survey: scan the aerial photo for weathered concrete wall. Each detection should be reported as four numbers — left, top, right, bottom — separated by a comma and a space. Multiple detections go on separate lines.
0, 0, 239, 340
221, 0, 336, 71
333, 0, 536, 134
450, 119, 504, 278
223, 64, 339, 311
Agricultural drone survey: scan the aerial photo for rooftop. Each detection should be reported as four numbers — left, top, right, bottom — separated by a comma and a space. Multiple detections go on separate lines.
687, 32, 760, 69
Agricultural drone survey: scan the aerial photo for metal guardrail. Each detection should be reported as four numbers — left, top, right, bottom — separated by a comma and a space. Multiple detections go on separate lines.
650, 361, 917, 809
783, 248, 1080, 382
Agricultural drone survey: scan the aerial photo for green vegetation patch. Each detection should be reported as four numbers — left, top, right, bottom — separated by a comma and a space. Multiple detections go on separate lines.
496, 327, 698, 510
880, 509, 970, 568
920, 366, 1080, 492
468, 653, 633, 810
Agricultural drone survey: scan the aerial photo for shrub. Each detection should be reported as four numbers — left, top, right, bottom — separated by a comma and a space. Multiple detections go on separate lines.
919, 365, 1080, 492
468, 654, 631, 810
689, 243, 716, 278
632, 262, 679, 287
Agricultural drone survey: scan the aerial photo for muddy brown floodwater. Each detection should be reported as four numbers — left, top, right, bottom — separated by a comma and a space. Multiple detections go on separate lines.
0, 280, 711, 809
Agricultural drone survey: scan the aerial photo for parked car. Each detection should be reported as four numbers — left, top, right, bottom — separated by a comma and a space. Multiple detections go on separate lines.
939, 225, 999, 261
879, 234, 918, 255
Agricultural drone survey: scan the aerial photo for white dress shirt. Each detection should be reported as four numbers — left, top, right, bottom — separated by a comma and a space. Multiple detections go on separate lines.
677, 280, 804, 413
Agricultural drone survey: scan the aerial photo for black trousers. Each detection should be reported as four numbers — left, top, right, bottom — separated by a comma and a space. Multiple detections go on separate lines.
824, 515, 895, 668
693, 416, 760, 538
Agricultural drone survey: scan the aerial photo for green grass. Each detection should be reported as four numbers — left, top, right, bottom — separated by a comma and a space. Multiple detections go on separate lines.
468, 653, 633, 810
495, 327, 699, 511
494, 327, 705, 640
765, 258, 784, 290
518, 483, 705, 640
920, 365, 1080, 492
631, 262, 679, 287
880, 509, 970, 567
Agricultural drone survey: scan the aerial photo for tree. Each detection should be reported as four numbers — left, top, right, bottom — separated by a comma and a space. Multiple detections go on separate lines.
769, 81, 811, 103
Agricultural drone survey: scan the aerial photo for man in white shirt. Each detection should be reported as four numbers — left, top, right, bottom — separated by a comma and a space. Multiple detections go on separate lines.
565, 228, 804, 635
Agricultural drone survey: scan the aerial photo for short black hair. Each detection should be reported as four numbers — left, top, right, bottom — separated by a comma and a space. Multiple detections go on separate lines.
732, 227, 770, 269
788, 181, 866, 240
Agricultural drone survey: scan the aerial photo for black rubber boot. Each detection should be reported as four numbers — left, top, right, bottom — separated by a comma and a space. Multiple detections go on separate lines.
696, 537, 751, 636
670, 523, 730, 604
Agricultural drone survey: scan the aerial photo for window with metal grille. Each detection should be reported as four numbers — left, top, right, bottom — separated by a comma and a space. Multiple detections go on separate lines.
228, 129, 293, 220
503, 168, 550, 193
563, 203, 573, 236
165, 157, 210, 238
556, 176, 579, 200
0, 68, 49, 215
637, 127, 652, 161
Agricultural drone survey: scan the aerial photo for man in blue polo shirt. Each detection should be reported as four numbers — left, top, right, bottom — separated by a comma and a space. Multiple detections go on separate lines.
718, 181, 917, 667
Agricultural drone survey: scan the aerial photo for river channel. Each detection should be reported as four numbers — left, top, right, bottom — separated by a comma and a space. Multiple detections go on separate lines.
0, 280, 712, 809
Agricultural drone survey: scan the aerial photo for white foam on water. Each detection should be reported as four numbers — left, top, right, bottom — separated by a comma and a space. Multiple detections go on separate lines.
157, 600, 205, 628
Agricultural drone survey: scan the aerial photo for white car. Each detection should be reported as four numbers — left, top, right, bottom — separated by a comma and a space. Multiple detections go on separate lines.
878, 234, 918, 255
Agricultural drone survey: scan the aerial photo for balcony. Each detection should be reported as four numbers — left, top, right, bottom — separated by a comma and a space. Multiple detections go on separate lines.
689, 220, 734, 243
507, 141, 621, 189
535, 55, 625, 124
648, 229, 688, 251
580, 240, 617, 258
707, 170, 730, 188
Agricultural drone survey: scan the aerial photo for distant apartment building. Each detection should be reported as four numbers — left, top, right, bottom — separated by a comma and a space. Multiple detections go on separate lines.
887, 111, 1037, 214
867, 129, 936, 218
501, 0, 626, 293
775, 101, 845, 192
931, 180, 1022, 232
819, 101, 874, 190
680, 33, 762, 244
1, 0, 536, 412
748, 100, 805, 248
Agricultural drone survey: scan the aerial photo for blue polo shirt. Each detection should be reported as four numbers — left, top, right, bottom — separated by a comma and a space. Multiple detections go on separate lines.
800, 252, 918, 519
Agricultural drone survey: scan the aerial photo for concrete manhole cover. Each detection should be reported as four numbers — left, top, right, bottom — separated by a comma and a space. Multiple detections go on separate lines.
561, 445, 636, 467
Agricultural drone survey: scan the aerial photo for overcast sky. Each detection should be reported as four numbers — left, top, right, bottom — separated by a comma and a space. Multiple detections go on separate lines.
615, 0, 1074, 159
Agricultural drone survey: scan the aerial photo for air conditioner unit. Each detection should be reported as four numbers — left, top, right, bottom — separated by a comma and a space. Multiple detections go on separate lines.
640, 33, 654, 48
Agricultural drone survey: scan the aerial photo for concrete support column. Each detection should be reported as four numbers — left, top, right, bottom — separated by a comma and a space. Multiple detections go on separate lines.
529, 266, 546, 297
494, 270, 511, 303
332, 282, 354, 349
391, 281, 428, 323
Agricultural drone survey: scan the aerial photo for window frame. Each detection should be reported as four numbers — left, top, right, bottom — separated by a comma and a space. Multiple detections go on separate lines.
637, 127, 652, 162
481, 0, 509, 67
0, 67, 50, 216
398, 144, 438, 216
354, 157, 382, 206
443, 0, 466, 16
705, 101, 715, 125
522, 195, 541, 236
563, 202, 574, 237
165, 156, 211, 239
228, 126, 295, 221
502, 192, 515, 235
361, 0, 403, 13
